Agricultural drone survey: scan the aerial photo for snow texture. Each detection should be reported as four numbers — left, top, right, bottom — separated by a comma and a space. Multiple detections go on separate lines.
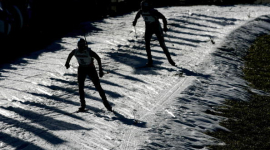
1, 4, 270, 150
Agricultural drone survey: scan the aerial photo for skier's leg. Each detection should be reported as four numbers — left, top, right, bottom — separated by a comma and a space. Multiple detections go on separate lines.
89, 67, 112, 111
78, 67, 87, 110
145, 29, 153, 66
156, 29, 175, 66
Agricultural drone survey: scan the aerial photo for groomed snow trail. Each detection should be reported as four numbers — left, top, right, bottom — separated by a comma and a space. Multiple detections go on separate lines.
1, 5, 270, 150
119, 76, 194, 150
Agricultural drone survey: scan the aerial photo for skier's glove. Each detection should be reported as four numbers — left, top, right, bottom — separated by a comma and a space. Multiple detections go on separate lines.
65, 63, 70, 69
132, 20, 137, 26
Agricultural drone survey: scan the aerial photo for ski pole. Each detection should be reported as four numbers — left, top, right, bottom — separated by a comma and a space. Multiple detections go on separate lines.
134, 26, 138, 39
165, 32, 174, 47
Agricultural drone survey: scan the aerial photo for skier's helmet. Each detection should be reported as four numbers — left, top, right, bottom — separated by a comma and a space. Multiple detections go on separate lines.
77, 38, 86, 49
141, 0, 152, 11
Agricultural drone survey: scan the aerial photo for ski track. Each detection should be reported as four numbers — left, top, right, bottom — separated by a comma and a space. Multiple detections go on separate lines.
119, 76, 194, 150
1, 5, 270, 150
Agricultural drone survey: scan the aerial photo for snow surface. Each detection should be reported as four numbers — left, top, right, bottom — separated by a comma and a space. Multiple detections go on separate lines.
1, 4, 270, 150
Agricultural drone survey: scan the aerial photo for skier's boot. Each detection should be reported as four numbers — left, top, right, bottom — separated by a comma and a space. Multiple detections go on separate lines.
78, 107, 86, 112
106, 106, 113, 112
168, 59, 176, 66
103, 100, 113, 112
78, 100, 86, 112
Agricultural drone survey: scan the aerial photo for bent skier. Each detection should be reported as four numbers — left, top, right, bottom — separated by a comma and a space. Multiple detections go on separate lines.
132, 0, 176, 67
65, 38, 112, 112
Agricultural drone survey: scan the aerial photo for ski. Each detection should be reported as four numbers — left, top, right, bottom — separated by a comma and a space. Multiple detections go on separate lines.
73, 109, 89, 113
135, 65, 154, 69
134, 64, 162, 69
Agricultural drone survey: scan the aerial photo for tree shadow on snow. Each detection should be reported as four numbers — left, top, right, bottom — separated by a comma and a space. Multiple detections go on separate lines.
166, 12, 241, 48
0, 70, 118, 114
0, 80, 107, 118
28, 90, 108, 114
169, 18, 217, 29
62, 73, 123, 99
21, 101, 85, 121
182, 15, 237, 26
0, 82, 97, 121
165, 34, 209, 44
192, 13, 239, 22
0, 132, 45, 150
132, 37, 182, 51
0, 113, 65, 145
107, 47, 180, 76
2, 107, 90, 131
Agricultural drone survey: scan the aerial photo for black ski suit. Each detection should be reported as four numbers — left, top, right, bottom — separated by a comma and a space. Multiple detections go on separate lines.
65, 48, 112, 111
133, 8, 175, 66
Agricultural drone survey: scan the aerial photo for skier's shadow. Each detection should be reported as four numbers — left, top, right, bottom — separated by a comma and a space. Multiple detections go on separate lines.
112, 111, 147, 128
181, 67, 211, 79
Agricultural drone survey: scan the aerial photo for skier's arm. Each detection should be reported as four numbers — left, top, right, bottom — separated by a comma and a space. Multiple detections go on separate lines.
90, 50, 104, 77
133, 10, 142, 26
155, 10, 168, 32
65, 50, 75, 69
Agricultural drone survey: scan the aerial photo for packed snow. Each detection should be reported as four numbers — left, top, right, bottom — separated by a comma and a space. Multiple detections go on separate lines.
1, 4, 270, 150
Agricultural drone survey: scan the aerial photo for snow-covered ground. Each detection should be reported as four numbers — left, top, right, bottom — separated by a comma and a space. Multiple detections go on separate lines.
1, 4, 270, 150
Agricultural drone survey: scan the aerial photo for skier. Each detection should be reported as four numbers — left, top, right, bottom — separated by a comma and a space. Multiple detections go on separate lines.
65, 38, 113, 112
132, 0, 176, 67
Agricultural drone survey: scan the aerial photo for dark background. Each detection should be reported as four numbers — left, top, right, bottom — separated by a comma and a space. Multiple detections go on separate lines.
0, 0, 257, 64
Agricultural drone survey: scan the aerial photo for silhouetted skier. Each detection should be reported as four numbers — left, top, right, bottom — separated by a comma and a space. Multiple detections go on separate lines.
132, 0, 176, 67
65, 38, 112, 112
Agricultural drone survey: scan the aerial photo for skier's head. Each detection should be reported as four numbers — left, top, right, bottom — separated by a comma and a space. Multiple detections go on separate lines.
141, 0, 152, 11
77, 38, 87, 50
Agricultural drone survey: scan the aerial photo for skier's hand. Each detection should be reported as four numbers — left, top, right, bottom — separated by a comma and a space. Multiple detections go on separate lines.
65, 63, 70, 69
132, 20, 137, 26
99, 71, 104, 78
163, 26, 168, 32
